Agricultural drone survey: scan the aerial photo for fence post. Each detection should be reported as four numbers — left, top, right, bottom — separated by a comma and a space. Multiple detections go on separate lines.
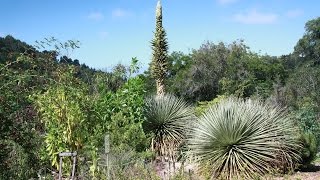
71, 152, 77, 180
59, 156, 63, 180
105, 134, 110, 179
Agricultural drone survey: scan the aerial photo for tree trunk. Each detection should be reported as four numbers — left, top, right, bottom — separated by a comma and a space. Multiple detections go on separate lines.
156, 79, 165, 96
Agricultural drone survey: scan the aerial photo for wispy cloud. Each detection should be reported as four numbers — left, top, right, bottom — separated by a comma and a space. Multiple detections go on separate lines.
98, 31, 108, 40
217, 0, 238, 5
233, 9, 278, 24
87, 12, 104, 21
112, 8, 132, 18
285, 9, 303, 18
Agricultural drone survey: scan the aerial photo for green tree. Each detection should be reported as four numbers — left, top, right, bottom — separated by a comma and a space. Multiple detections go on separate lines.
0, 47, 55, 179
150, 0, 169, 96
269, 18, 320, 110
219, 41, 254, 97
221, 49, 286, 99
166, 51, 193, 96
0, 35, 34, 64
176, 41, 229, 102
294, 17, 320, 65
142, 51, 193, 97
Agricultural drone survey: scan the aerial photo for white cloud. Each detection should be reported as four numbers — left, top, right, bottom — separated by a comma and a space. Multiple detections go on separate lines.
217, 0, 238, 5
0, 32, 4, 37
285, 9, 303, 18
87, 12, 104, 21
233, 9, 278, 24
112, 8, 131, 18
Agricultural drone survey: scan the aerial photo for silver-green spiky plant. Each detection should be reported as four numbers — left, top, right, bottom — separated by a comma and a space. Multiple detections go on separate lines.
188, 97, 301, 179
143, 94, 194, 159
151, 0, 169, 96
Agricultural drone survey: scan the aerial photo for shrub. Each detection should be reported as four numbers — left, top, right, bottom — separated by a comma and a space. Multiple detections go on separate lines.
85, 76, 149, 176
299, 131, 318, 167
195, 95, 226, 116
188, 97, 301, 179
294, 103, 320, 146
143, 94, 195, 159
293, 101, 320, 166
0, 140, 29, 179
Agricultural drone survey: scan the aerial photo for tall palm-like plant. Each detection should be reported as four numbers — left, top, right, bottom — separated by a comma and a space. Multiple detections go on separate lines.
143, 94, 194, 159
151, 0, 169, 96
188, 97, 301, 179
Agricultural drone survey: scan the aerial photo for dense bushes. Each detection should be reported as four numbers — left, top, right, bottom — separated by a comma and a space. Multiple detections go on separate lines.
0, 140, 29, 179
294, 103, 320, 167
31, 63, 149, 177
299, 132, 318, 167
0, 53, 46, 179
32, 67, 93, 170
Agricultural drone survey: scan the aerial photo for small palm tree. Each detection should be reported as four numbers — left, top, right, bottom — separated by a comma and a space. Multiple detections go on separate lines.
188, 97, 301, 179
143, 94, 194, 160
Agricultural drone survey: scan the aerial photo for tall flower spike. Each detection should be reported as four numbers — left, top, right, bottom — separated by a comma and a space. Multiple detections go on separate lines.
151, 0, 169, 97
156, 0, 162, 18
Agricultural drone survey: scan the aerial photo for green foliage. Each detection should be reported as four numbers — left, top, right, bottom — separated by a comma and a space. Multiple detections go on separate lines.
195, 95, 227, 116
166, 51, 193, 95
292, 102, 320, 167
94, 76, 148, 152
143, 94, 194, 159
1, 36, 148, 178
29, 53, 148, 178
32, 66, 92, 170
218, 41, 253, 97
299, 132, 318, 167
0, 140, 29, 180
180, 41, 229, 101
284, 66, 320, 109
294, 17, 320, 65
32, 63, 148, 177
0, 35, 34, 64
151, 0, 169, 96
162, 40, 286, 102
142, 51, 192, 97
34, 36, 80, 57
86, 73, 148, 177
294, 103, 320, 145
221, 49, 286, 99
188, 97, 301, 179
0, 52, 48, 178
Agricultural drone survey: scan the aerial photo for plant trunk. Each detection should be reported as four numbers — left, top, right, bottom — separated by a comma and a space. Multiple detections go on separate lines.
156, 79, 165, 96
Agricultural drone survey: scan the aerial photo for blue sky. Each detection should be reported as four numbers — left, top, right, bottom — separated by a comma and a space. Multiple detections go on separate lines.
0, 0, 319, 70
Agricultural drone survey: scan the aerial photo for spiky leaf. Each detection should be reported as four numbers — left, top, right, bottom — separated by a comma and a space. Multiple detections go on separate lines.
144, 94, 194, 158
188, 97, 301, 179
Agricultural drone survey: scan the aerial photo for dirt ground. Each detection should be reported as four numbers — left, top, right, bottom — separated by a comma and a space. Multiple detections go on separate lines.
157, 161, 320, 180
271, 166, 320, 180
